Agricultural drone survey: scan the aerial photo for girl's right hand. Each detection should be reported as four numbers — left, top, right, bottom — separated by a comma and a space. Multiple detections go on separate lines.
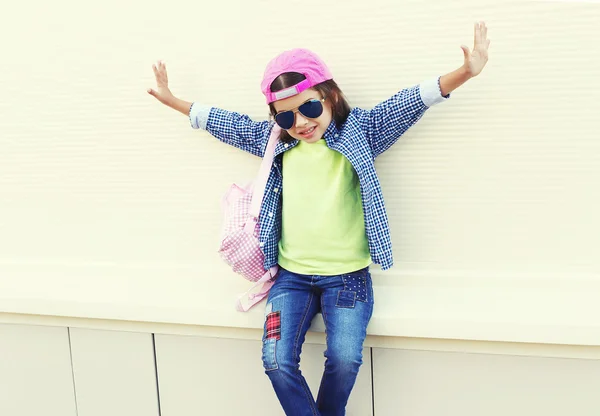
148, 61, 174, 105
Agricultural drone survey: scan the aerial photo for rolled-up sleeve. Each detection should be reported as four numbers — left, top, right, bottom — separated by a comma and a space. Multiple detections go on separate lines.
189, 102, 213, 130
420, 76, 450, 107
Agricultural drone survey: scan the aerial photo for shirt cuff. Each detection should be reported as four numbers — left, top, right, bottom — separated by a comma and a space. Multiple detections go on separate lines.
189, 103, 213, 130
419, 77, 450, 107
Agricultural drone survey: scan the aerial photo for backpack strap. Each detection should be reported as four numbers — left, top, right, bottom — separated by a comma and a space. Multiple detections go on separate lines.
248, 124, 281, 219
237, 125, 281, 311
235, 266, 279, 312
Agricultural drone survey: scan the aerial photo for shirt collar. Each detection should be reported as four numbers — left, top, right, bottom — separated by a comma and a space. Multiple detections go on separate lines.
323, 120, 340, 147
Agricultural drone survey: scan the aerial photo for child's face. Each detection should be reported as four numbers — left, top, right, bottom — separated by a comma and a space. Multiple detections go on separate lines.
272, 88, 333, 143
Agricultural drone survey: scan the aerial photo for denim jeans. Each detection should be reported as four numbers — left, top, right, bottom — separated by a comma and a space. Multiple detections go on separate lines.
261, 266, 374, 416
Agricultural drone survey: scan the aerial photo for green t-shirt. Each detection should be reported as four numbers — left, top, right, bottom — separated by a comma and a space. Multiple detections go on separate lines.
277, 139, 372, 275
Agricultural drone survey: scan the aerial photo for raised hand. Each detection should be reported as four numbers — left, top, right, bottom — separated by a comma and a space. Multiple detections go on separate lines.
147, 61, 174, 105
461, 22, 490, 77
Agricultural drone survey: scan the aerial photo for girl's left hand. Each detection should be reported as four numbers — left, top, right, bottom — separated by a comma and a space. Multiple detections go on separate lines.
461, 22, 490, 77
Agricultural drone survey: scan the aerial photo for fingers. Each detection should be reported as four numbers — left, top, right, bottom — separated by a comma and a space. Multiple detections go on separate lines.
149, 61, 169, 99
161, 61, 168, 82
461, 45, 471, 62
147, 87, 168, 104
152, 60, 167, 77
474, 21, 489, 48
147, 88, 162, 102
158, 60, 167, 74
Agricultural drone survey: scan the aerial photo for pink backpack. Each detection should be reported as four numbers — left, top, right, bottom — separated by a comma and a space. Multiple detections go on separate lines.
218, 125, 281, 312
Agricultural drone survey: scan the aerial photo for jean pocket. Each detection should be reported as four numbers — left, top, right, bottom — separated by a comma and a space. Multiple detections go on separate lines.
339, 269, 369, 304
335, 290, 357, 308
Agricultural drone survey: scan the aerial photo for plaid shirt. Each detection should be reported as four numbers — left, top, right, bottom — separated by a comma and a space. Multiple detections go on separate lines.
190, 77, 449, 271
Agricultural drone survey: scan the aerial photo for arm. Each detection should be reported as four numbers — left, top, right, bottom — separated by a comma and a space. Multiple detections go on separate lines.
148, 61, 270, 157
190, 104, 271, 157
361, 22, 490, 158
147, 61, 193, 114
440, 22, 490, 96
359, 79, 447, 158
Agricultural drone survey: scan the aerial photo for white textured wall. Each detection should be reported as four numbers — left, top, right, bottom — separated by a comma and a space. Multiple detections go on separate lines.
1, 0, 599, 346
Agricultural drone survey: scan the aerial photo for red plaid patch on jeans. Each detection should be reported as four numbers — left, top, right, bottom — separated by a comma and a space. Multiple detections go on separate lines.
266, 311, 281, 340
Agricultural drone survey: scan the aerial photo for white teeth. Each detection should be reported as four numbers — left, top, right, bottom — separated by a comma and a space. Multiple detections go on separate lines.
301, 126, 315, 135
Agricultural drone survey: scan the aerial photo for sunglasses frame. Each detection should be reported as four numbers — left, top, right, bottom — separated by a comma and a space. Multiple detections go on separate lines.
273, 97, 326, 130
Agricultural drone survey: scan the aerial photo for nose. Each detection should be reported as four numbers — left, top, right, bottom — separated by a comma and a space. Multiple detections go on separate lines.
295, 111, 309, 128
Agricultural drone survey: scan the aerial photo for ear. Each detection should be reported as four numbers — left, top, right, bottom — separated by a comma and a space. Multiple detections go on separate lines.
331, 91, 340, 105
325, 92, 339, 111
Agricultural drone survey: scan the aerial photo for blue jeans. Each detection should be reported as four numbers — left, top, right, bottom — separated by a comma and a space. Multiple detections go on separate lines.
261, 266, 374, 416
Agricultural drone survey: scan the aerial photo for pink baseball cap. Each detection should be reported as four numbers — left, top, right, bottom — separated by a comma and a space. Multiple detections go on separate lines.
260, 48, 333, 104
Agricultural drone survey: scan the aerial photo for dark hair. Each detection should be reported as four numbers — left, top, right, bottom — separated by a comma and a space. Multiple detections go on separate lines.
269, 72, 351, 143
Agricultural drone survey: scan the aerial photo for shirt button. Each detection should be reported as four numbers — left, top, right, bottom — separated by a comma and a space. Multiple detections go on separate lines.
284, 143, 289, 148
259, 242, 265, 247
334, 134, 339, 138
273, 188, 279, 193
268, 212, 273, 218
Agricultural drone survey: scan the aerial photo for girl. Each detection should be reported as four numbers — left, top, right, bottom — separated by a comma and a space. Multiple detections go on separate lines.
148, 22, 490, 416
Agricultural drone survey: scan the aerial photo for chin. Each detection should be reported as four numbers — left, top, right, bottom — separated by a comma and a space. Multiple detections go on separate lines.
303, 135, 323, 143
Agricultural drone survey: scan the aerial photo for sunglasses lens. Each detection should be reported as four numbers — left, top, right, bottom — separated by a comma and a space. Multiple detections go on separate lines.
274, 99, 324, 130
299, 99, 323, 119
275, 111, 294, 130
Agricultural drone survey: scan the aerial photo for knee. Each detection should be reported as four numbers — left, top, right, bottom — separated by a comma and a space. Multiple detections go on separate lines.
262, 338, 299, 373
325, 347, 363, 374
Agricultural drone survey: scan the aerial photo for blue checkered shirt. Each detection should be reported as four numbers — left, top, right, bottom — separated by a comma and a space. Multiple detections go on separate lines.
190, 77, 449, 271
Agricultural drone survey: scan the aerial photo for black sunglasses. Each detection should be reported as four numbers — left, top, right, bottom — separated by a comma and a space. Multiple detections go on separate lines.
274, 97, 325, 130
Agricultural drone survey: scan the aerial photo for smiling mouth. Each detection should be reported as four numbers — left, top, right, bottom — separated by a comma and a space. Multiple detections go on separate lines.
299, 126, 316, 135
